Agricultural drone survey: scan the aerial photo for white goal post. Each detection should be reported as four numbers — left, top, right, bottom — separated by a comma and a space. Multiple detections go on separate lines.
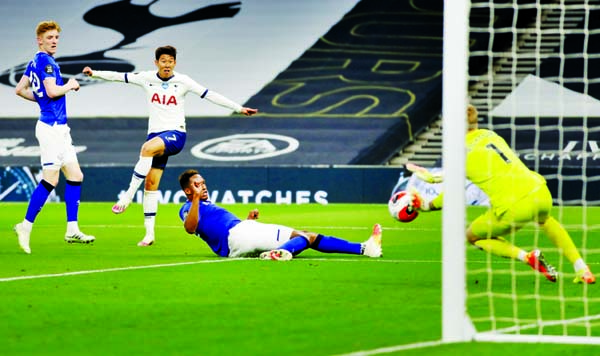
443, 0, 600, 345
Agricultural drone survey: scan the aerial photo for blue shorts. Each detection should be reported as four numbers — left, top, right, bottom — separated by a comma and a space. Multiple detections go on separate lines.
147, 130, 186, 169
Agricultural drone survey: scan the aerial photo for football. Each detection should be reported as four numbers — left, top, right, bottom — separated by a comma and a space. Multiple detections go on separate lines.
388, 190, 421, 222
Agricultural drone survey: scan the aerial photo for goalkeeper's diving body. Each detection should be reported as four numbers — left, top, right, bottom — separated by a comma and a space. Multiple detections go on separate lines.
178, 169, 382, 260
82, 45, 257, 247
408, 104, 595, 284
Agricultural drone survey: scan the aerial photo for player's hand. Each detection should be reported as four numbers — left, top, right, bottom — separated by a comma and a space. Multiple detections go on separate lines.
67, 78, 80, 92
247, 209, 259, 220
240, 107, 258, 116
82, 67, 93, 77
405, 163, 443, 183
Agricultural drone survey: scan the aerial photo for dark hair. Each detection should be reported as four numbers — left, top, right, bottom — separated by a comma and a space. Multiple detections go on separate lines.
155, 45, 177, 60
179, 169, 199, 190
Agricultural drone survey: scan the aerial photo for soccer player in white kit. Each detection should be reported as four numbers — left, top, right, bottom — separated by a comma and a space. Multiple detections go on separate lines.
82, 45, 257, 246
14, 20, 95, 254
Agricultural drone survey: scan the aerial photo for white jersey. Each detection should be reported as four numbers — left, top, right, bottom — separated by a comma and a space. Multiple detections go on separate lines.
91, 70, 243, 134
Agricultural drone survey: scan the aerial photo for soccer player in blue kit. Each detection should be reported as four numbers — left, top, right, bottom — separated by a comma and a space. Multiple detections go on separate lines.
14, 20, 95, 254
178, 169, 383, 260
82, 46, 257, 247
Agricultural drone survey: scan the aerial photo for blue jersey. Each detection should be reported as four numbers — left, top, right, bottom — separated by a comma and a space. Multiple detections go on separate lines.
179, 200, 241, 257
24, 52, 68, 125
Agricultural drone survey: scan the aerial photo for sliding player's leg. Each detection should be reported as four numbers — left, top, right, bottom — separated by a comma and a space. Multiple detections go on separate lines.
260, 223, 383, 260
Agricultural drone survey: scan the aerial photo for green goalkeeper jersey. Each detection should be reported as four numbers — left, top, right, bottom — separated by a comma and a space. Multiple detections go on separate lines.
466, 129, 546, 214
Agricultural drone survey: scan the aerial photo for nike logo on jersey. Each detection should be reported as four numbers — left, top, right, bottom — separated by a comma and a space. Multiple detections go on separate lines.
166, 134, 177, 142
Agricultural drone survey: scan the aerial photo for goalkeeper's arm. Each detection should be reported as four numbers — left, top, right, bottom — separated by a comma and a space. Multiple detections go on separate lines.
411, 189, 443, 212
405, 163, 444, 183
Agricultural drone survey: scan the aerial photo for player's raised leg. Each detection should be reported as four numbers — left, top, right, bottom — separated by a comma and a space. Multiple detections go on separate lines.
114, 136, 167, 215
113, 155, 152, 214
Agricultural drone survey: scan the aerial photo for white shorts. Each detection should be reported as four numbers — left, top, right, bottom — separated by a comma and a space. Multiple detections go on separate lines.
35, 121, 79, 170
227, 220, 294, 258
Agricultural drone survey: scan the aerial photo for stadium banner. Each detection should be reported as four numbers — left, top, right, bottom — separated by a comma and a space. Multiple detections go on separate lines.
3, 165, 599, 205
0, 166, 401, 204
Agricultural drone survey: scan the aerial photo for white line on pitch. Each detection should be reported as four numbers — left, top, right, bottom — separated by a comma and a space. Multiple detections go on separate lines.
0, 259, 240, 283
0, 258, 420, 283
334, 339, 444, 356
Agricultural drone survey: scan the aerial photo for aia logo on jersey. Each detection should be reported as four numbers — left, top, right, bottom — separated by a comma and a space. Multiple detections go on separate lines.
151, 93, 177, 106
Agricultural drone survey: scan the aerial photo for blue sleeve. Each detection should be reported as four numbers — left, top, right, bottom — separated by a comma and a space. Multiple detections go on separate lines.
179, 201, 192, 222
24, 61, 34, 78
37, 55, 56, 81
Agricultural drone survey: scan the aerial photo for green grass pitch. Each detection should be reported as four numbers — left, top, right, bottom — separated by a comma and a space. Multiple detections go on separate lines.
0, 202, 599, 355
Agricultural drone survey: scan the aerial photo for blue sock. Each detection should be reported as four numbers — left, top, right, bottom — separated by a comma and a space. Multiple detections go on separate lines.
65, 180, 82, 222
279, 236, 310, 256
25, 179, 54, 223
312, 234, 362, 255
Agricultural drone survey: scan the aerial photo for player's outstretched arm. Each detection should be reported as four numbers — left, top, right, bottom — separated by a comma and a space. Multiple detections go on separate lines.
82, 66, 93, 76
406, 163, 444, 183
240, 107, 258, 116
82, 66, 127, 82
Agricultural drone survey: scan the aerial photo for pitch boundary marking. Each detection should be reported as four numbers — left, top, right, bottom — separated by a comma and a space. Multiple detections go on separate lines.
334, 339, 444, 355
0, 257, 417, 283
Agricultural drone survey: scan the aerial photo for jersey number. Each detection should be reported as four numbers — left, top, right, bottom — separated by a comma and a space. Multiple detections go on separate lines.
30, 72, 44, 98
486, 143, 511, 163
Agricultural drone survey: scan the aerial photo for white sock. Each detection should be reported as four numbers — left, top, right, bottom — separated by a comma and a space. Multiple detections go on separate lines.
66, 221, 79, 235
21, 220, 33, 231
574, 258, 587, 272
517, 250, 527, 262
124, 156, 153, 200
143, 190, 159, 240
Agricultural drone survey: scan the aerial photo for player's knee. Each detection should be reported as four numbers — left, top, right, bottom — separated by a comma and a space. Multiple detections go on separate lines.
291, 230, 317, 244
466, 229, 480, 245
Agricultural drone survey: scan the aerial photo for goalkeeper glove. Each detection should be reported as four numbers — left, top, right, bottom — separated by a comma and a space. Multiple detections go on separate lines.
408, 187, 431, 212
405, 163, 443, 183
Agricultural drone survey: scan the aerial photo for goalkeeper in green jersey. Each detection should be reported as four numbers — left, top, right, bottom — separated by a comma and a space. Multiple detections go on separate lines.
407, 104, 595, 284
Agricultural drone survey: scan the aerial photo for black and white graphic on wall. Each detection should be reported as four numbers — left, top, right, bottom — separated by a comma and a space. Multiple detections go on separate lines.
0, 0, 241, 88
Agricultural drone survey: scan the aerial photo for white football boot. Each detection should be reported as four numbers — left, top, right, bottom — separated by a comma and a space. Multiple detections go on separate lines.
259, 249, 293, 261
362, 223, 383, 258
14, 222, 31, 254
65, 231, 95, 244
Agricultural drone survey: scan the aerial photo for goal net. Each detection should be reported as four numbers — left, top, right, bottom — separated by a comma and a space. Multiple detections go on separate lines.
444, 0, 600, 344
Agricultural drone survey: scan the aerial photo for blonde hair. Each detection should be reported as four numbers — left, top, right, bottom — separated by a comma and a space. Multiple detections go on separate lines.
467, 104, 478, 129
36, 20, 61, 37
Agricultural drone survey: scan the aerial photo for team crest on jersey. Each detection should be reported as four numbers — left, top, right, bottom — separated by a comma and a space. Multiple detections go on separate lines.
45, 65, 53, 74
161, 82, 169, 89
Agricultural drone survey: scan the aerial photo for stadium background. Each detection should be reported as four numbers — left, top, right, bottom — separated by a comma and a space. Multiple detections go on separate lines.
1, 0, 598, 204
0, 0, 443, 205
